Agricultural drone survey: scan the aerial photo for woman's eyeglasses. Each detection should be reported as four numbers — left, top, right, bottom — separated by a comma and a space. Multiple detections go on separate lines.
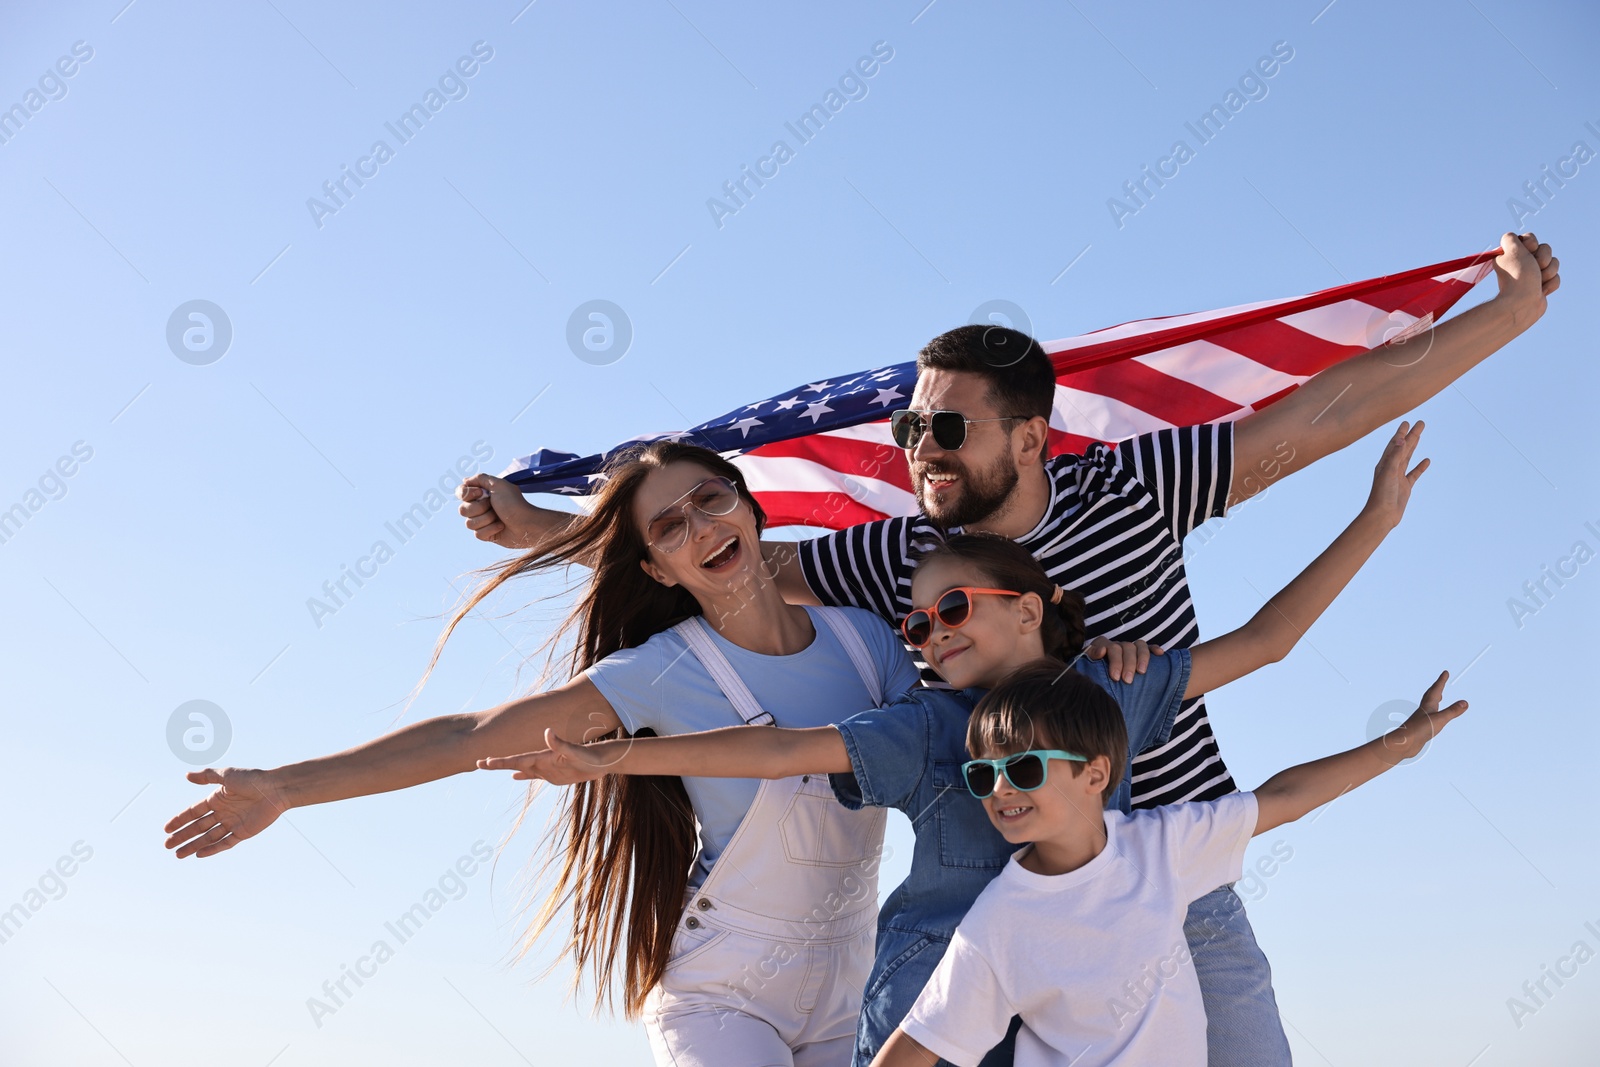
899, 587, 1021, 648
644, 476, 742, 553
889, 409, 1027, 451
962, 749, 1087, 799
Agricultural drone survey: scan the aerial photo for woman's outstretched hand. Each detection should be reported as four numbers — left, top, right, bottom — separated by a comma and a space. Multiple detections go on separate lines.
163, 767, 289, 859
478, 728, 615, 786
1362, 420, 1430, 529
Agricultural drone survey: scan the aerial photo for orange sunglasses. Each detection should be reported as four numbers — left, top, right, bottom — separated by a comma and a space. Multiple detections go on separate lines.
901, 587, 1022, 648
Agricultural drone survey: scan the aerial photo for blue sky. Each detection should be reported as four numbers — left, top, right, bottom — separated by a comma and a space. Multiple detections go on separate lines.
1, 0, 1596, 1064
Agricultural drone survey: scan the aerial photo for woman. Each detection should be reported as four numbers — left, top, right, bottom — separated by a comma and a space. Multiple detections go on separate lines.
166, 441, 928, 1064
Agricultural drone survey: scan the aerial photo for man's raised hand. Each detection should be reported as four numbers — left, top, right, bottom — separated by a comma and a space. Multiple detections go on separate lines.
1494, 231, 1561, 328
1084, 637, 1163, 684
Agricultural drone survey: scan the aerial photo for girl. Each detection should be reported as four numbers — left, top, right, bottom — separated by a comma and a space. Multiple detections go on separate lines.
484, 422, 1431, 1066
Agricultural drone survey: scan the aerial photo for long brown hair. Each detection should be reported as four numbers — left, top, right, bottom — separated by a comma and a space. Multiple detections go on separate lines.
425, 440, 768, 1017
909, 532, 1086, 659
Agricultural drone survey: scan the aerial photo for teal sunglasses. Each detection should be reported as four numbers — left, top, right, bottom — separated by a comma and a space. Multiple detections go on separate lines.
962, 749, 1087, 799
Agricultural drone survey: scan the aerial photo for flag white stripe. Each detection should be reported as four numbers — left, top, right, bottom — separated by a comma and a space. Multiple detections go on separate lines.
733, 453, 917, 516
1051, 385, 1177, 441
1132, 338, 1309, 407
1278, 300, 1419, 349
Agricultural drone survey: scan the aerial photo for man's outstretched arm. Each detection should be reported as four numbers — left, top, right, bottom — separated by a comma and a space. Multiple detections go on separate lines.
1229, 231, 1560, 506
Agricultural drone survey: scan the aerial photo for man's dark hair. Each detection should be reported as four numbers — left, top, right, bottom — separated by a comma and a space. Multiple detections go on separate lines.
917, 325, 1057, 461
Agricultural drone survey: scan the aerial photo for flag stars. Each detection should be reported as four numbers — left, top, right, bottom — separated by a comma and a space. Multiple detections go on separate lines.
871, 386, 905, 407
773, 395, 804, 411
805, 380, 835, 393
801, 400, 834, 423
730, 416, 764, 437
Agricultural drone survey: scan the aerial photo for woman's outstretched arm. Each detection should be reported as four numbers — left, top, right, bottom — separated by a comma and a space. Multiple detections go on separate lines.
163, 676, 620, 859
1184, 420, 1428, 698
479, 722, 852, 785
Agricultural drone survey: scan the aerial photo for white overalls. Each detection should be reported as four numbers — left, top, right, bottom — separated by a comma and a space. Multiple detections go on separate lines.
643, 607, 890, 1067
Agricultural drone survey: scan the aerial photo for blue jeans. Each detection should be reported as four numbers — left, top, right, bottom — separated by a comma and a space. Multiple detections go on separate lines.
1184, 885, 1292, 1066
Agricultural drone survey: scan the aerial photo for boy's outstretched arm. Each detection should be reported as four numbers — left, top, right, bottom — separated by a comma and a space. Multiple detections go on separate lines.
478, 723, 852, 784
1254, 669, 1466, 835
1185, 420, 1428, 698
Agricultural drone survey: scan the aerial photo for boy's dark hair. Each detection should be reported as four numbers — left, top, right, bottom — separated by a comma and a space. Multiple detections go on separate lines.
917, 325, 1057, 461
966, 660, 1128, 805
909, 532, 1085, 661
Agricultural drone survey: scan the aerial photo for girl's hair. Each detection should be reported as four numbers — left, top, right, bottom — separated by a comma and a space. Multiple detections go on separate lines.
965, 660, 1128, 804
422, 439, 767, 1018
908, 532, 1086, 660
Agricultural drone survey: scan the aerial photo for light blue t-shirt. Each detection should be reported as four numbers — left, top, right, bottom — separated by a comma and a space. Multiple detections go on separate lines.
581, 605, 922, 886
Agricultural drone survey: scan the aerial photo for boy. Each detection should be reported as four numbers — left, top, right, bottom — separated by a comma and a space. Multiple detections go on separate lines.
872, 661, 1466, 1067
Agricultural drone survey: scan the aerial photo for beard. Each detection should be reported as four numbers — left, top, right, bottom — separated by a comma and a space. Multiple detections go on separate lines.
914, 452, 1020, 532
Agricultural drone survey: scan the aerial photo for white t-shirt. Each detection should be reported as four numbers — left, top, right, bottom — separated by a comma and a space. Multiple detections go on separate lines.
901, 792, 1259, 1067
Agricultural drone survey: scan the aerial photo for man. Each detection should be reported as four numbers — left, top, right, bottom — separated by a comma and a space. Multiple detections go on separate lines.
457, 231, 1559, 1064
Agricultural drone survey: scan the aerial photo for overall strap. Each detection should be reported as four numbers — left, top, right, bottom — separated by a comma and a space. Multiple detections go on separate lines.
672, 616, 774, 726
812, 606, 885, 708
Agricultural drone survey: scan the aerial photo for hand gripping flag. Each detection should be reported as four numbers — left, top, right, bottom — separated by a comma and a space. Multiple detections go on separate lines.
504, 250, 1498, 530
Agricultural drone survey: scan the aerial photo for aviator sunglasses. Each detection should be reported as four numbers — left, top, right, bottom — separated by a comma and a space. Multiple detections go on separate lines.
962, 749, 1088, 799
645, 476, 742, 554
889, 408, 1027, 451
900, 587, 1021, 648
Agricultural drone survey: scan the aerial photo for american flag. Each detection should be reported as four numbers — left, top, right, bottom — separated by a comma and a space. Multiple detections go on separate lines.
504, 250, 1498, 530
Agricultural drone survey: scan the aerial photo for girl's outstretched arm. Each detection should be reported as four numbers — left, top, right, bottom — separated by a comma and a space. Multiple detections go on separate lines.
479, 722, 851, 785
163, 675, 620, 859
1185, 420, 1429, 698
1254, 670, 1466, 834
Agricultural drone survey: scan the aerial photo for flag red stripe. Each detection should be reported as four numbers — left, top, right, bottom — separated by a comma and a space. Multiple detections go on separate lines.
1059, 358, 1243, 426
1207, 319, 1367, 377
1047, 429, 1102, 456
758, 491, 891, 530
747, 432, 912, 492
1249, 383, 1300, 412
1351, 275, 1473, 315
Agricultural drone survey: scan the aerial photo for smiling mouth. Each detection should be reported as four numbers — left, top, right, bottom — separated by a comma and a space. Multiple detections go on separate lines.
701, 536, 741, 570
995, 804, 1033, 820
922, 468, 960, 494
